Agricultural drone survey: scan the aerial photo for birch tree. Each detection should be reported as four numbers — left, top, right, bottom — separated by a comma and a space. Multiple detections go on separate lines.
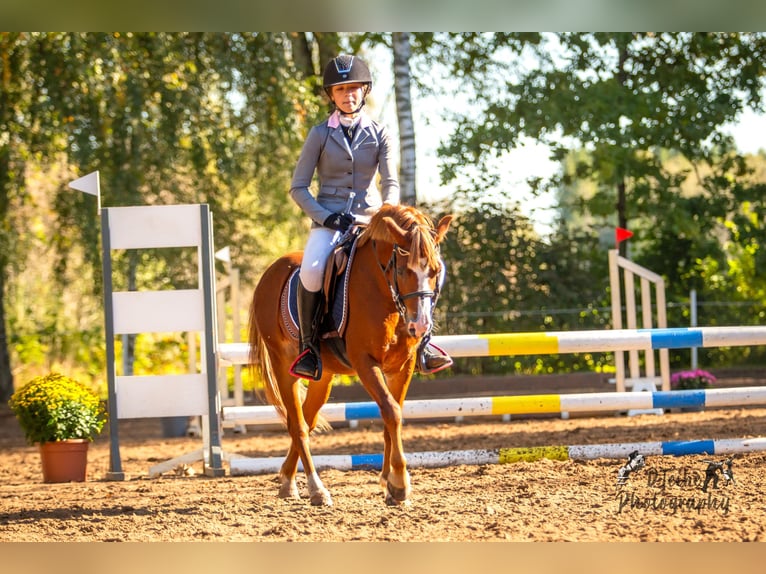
393, 32, 417, 205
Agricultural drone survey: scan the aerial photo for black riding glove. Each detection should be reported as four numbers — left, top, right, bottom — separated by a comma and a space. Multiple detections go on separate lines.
323, 212, 354, 232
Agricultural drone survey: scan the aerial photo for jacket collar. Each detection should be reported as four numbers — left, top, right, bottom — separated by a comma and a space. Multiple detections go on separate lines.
327, 110, 372, 130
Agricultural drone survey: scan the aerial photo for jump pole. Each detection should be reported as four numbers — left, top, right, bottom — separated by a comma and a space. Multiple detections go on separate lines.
229, 437, 766, 475
223, 386, 766, 426
220, 325, 766, 476
219, 325, 766, 366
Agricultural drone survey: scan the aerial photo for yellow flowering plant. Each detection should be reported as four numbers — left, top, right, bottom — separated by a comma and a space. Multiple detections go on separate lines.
8, 372, 107, 444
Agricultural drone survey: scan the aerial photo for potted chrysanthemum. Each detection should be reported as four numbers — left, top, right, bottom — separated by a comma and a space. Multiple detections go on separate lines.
670, 369, 717, 390
8, 372, 107, 483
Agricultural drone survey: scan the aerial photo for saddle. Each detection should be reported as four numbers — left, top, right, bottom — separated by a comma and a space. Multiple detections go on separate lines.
280, 228, 362, 366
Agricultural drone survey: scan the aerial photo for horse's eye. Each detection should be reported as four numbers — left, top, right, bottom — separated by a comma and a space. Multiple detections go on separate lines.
395, 246, 409, 257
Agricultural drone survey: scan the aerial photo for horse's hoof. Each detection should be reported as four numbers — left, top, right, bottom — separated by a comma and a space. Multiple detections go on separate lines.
385, 492, 412, 507
385, 482, 411, 506
278, 483, 301, 500
310, 491, 333, 507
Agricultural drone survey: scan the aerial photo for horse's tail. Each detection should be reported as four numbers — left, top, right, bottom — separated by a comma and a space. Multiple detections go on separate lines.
247, 290, 288, 425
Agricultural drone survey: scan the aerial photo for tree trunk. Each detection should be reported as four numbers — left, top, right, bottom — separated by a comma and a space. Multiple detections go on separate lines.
0, 142, 14, 401
0, 268, 13, 401
393, 32, 417, 205
616, 39, 629, 257
314, 32, 341, 76
313, 33, 342, 105
289, 33, 314, 79
617, 177, 628, 257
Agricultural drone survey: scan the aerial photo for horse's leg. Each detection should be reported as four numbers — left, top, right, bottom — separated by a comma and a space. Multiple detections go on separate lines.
278, 372, 334, 503
355, 361, 412, 505
382, 366, 415, 505
257, 345, 302, 500
302, 372, 334, 431
379, 427, 393, 496
377, 364, 414, 494
278, 375, 333, 507
302, 372, 334, 504
273, 368, 301, 500
277, 445, 302, 500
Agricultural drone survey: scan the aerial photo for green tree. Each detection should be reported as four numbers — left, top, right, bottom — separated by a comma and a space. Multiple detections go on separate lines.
2, 33, 326, 393
0, 33, 23, 400
435, 180, 542, 375
1, 33, 77, 400
440, 33, 766, 252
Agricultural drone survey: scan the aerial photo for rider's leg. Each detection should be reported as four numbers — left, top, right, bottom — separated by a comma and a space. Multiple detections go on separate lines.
290, 227, 336, 381
291, 282, 324, 380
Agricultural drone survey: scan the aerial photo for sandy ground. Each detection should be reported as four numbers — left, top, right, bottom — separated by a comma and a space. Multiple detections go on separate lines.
2, 397, 765, 543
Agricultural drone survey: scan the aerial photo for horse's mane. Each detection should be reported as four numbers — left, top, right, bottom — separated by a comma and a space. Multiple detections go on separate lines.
358, 204, 441, 269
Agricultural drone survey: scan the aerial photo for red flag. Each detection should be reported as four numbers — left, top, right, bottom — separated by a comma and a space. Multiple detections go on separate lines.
615, 227, 633, 245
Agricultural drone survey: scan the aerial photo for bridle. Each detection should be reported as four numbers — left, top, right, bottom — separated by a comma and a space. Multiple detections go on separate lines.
372, 239, 439, 321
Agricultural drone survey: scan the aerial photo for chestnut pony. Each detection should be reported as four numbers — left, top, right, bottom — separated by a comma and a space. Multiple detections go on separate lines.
248, 204, 452, 506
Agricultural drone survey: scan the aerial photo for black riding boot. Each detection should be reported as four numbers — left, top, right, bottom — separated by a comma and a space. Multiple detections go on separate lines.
290, 283, 324, 381
417, 333, 453, 374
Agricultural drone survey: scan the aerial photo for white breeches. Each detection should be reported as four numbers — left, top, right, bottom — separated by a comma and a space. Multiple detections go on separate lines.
300, 227, 338, 292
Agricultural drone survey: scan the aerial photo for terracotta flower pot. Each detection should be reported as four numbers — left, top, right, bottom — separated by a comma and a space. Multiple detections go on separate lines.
39, 439, 89, 483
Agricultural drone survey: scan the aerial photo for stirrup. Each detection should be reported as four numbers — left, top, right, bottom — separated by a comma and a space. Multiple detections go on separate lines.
289, 348, 322, 381
417, 342, 453, 375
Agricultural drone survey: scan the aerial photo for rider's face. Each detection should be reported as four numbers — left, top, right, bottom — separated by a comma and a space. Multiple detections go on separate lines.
330, 83, 365, 114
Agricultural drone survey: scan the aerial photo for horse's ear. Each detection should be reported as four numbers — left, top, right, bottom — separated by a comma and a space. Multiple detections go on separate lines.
434, 215, 453, 243
382, 216, 409, 244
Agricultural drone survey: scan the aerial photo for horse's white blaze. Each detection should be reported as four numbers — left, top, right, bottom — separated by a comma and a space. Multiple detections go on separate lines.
407, 258, 433, 338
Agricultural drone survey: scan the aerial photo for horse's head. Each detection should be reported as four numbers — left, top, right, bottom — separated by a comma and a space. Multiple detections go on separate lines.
363, 204, 453, 339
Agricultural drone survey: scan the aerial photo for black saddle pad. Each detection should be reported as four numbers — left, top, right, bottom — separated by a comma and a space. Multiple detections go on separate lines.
281, 239, 358, 341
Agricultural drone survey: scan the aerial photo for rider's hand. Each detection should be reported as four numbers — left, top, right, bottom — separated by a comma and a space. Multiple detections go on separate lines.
323, 212, 354, 232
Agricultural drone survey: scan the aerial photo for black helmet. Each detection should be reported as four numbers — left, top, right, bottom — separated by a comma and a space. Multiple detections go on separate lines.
322, 55, 372, 96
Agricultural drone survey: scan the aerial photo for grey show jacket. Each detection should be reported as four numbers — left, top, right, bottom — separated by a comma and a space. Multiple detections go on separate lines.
289, 111, 400, 226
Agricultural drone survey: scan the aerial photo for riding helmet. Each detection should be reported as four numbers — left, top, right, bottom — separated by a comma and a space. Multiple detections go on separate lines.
322, 55, 372, 96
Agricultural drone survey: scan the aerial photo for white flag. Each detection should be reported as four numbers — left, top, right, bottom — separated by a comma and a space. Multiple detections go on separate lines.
69, 171, 100, 197
215, 246, 231, 263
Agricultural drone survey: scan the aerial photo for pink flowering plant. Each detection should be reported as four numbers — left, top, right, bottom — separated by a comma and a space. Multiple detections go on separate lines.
670, 369, 717, 390
8, 372, 107, 444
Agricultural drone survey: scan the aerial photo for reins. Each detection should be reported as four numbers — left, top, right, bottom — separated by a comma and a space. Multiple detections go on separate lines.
371, 238, 437, 321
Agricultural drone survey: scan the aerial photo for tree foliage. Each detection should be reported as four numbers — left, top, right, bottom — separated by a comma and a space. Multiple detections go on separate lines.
2, 32, 337, 396
441, 33, 766, 220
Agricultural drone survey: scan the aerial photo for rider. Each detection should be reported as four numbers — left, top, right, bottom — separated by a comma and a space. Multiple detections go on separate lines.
288, 54, 452, 381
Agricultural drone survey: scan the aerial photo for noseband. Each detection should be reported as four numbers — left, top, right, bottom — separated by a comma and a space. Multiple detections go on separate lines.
372, 239, 438, 321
